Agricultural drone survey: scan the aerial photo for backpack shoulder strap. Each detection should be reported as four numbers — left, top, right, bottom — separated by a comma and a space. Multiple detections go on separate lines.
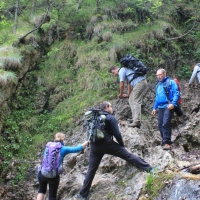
163, 78, 171, 102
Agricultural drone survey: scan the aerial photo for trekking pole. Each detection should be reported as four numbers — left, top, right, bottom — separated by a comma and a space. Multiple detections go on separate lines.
85, 115, 94, 149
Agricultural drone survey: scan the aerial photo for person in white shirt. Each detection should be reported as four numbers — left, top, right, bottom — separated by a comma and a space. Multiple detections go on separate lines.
109, 66, 147, 128
188, 63, 200, 85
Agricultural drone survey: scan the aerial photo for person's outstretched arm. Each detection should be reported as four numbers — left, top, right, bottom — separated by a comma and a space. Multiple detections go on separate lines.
61, 141, 88, 155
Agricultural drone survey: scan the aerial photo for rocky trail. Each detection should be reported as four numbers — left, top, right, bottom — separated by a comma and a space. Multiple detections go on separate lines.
0, 81, 200, 200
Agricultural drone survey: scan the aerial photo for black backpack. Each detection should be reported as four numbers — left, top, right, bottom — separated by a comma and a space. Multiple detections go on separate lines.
120, 54, 148, 80
84, 109, 106, 143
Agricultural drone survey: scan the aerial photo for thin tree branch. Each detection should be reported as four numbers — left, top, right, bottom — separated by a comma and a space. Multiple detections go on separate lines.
166, 1, 199, 42
177, 162, 200, 172
166, 19, 196, 41
19, 7, 49, 43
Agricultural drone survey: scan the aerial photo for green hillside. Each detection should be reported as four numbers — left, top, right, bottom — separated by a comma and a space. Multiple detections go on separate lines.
0, 0, 200, 187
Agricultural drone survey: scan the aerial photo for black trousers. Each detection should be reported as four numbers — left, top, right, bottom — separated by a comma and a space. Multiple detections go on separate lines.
79, 135, 152, 197
38, 171, 60, 200
158, 108, 174, 145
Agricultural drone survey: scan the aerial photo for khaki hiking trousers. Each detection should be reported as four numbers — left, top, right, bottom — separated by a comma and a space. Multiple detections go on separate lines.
129, 79, 148, 123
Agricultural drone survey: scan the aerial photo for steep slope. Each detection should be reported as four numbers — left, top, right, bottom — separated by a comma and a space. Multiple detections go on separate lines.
0, 0, 200, 199
2, 80, 199, 200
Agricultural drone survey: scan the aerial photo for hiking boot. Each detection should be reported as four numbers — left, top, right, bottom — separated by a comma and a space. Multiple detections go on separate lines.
128, 121, 140, 128
76, 194, 87, 200
163, 144, 172, 150
149, 166, 158, 174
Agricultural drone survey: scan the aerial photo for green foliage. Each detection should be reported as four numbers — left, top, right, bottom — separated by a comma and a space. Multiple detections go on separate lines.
143, 172, 174, 199
41, 19, 57, 32
0, 20, 14, 45
136, 0, 162, 15
194, 46, 200, 60
11, 164, 29, 186
118, 180, 126, 187
0, 69, 17, 86
146, 173, 154, 191
178, 65, 191, 79
0, 84, 52, 182
106, 192, 114, 199
47, 47, 59, 57
0, 15, 10, 30
0, 46, 22, 68
0, 1, 6, 10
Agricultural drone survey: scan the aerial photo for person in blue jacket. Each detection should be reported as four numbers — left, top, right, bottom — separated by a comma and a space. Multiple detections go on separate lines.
152, 69, 180, 150
76, 101, 153, 200
36, 132, 88, 200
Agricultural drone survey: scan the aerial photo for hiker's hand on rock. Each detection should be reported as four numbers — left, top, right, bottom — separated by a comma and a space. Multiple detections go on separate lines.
168, 104, 174, 110
122, 94, 129, 98
152, 109, 156, 115
118, 94, 123, 98
82, 141, 89, 148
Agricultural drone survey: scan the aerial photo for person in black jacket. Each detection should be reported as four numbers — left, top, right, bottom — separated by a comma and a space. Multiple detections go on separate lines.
76, 101, 153, 200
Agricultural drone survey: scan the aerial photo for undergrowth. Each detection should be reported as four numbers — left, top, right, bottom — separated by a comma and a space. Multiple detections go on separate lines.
142, 172, 174, 199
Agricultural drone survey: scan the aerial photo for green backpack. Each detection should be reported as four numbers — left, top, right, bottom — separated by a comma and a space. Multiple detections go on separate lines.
84, 109, 107, 142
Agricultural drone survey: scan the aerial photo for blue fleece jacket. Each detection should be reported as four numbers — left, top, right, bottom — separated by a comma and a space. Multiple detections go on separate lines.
59, 143, 83, 165
153, 76, 180, 109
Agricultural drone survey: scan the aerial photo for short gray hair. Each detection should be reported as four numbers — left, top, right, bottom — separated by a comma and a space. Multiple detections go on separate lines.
157, 68, 166, 74
100, 101, 110, 110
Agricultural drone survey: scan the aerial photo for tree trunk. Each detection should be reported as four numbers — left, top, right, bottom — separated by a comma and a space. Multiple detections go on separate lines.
76, 0, 82, 12
13, 0, 19, 34
56, 9, 60, 41
31, 0, 36, 17
96, 0, 100, 11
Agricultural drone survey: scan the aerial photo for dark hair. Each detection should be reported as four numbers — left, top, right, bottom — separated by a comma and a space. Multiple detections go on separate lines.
108, 66, 117, 73
191, 64, 195, 71
100, 101, 110, 110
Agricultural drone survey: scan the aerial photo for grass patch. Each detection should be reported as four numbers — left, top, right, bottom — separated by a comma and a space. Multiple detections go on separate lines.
142, 171, 174, 199
0, 46, 22, 69
0, 69, 17, 86
106, 192, 114, 199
